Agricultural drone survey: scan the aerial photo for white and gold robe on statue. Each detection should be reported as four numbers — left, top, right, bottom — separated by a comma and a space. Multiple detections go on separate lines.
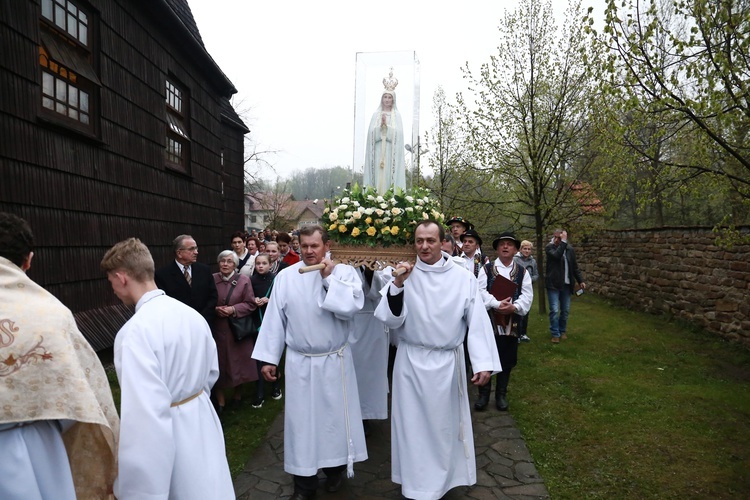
252, 261, 366, 476
114, 289, 234, 499
374, 253, 502, 500
0, 256, 118, 500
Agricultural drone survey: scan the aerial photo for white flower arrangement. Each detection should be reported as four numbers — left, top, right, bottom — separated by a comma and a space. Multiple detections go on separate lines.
324, 185, 445, 247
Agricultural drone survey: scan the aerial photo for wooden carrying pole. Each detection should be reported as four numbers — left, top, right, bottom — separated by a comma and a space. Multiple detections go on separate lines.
299, 263, 407, 276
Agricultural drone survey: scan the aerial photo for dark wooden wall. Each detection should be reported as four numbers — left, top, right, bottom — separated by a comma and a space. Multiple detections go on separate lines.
0, 0, 246, 350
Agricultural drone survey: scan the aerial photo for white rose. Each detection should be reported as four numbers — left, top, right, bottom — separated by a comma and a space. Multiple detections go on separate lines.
405, 196, 414, 203
405, 207, 414, 212
329, 212, 338, 221
367, 195, 375, 201
380, 203, 388, 209
364, 208, 374, 215
417, 199, 425, 206
352, 201, 360, 207
375, 209, 384, 217
345, 211, 353, 217
338, 204, 348, 210
341, 197, 350, 203
376, 196, 385, 203
352, 211, 362, 219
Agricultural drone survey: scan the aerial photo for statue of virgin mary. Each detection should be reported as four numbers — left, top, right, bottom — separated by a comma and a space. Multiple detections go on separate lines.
363, 70, 406, 194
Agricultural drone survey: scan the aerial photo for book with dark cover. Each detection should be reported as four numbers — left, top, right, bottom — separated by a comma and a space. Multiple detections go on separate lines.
489, 273, 518, 330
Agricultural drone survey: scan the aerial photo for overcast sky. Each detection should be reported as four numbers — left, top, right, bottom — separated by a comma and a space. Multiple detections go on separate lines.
188, 0, 570, 181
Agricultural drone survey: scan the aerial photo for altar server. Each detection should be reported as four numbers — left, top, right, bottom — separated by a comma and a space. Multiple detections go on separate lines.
375, 220, 501, 500
253, 225, 366, 500
101, 238, 234, 500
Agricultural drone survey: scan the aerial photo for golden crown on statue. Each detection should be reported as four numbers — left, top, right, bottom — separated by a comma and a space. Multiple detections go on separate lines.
382, 68, 399, 93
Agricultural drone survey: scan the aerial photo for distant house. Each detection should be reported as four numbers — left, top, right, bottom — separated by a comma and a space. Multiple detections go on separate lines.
0, 0, 249, 350
288, 199, 325, 228
245, 193, 324, 232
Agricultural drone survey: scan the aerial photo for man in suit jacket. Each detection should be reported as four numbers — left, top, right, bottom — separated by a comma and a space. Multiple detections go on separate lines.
155, 234, 218, 325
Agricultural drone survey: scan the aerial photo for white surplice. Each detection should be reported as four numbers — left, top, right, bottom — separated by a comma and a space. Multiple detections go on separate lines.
252, 261, 367, 476
349, 268, 392, 420
374, 254, 502, 500
114, 289, 234, 500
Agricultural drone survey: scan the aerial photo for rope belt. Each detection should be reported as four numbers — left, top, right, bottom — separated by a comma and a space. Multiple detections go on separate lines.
171, 391, 202, 408
402, 341, 470, 459
299, 343, 355, 477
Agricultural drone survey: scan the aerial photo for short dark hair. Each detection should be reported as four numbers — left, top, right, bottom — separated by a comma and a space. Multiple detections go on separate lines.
231, 231, 245, 241
416, 220, 445, 241
0, 212, 34, 267
276, 232, 292, 244
299, 225, 329, 243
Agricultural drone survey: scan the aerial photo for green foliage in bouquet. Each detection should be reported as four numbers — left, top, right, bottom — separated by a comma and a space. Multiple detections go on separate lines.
324, 185, 445, 247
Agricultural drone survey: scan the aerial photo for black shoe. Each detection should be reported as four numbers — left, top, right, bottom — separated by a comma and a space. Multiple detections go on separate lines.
290, 491, 315, 500
474, 394, 489, 411
272, 388, 283, 400
496, 394, 509, 411
324, 473, 343, 492
251, 398, 264, 409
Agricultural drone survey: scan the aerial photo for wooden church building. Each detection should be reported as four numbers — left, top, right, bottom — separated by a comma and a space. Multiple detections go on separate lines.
0, 0, 249, 350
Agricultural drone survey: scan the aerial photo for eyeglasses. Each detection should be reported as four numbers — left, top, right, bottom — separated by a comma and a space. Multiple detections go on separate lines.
180, 246, 198, 252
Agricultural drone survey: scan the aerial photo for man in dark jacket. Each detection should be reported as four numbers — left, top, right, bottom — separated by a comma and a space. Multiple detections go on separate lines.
155, 234, 217, 325
545, 229, 586, 343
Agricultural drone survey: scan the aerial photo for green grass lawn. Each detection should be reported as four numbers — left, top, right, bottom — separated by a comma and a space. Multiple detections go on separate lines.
512, 293, 750, 499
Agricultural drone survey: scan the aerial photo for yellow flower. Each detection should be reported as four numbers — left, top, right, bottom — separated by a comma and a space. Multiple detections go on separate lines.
381, 226, 391, 235
329, 223, 337, 231
391, 226, 399, 235
351, 227, 361, 237
366, 226, 377, 237
338, 224, 347, 233
365, 217, 373, 224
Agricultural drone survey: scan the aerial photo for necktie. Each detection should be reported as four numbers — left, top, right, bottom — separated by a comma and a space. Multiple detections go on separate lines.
184, 266, 192, 286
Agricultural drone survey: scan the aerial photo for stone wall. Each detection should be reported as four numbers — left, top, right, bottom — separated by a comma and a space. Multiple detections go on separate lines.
576, 228, 750, 347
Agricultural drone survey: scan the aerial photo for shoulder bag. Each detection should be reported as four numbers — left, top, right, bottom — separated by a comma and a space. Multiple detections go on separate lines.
224, 278, 261, 342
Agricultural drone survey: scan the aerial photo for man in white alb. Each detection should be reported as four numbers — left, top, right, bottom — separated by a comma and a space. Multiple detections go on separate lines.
252, 225, 366, 500
101, 237, 234, 500
374, 220, 502, 500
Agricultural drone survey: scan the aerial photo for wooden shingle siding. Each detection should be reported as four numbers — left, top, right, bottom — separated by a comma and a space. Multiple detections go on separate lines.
0, 0, 247, 350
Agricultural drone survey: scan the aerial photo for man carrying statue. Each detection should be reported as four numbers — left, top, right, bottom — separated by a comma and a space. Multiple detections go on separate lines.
374, 219, 501, 499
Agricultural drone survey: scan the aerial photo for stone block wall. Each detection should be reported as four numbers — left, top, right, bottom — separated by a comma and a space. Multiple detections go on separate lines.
576, 228, 750, 347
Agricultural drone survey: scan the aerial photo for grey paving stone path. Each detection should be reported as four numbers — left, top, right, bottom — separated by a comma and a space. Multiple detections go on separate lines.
234, 401, 549, 499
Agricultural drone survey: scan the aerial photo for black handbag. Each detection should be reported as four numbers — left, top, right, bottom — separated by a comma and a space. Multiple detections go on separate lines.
224, 279, 261, 342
